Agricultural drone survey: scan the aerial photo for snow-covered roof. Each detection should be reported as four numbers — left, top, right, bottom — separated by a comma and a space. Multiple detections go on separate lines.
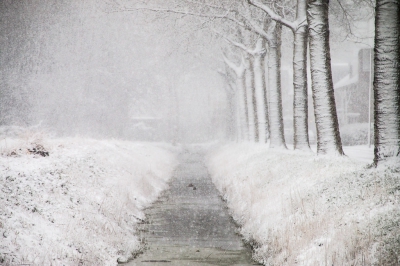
334, 74, 358, 90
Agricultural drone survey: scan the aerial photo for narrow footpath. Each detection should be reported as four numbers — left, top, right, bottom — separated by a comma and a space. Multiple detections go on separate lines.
126, 148, 260, 266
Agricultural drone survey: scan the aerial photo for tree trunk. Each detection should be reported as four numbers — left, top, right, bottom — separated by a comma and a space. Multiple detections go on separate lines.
293, 0, 310, 151
226, 87, 236, 141
373, 0, 400, 164
307, 0, 343, 155
253, 38, 269, 142
267, 21, 287, 148
263, 55, 270, 142
237, 74, 250, 141
245, 56, 258, 142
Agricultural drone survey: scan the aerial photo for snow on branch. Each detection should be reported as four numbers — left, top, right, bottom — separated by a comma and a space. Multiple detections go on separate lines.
222, 53, 245, 77
214, 30, 255, 55
246, 0, 298, 31
109, 4, 248, 29
232, 11, 273, 41
183, 0, 231, 11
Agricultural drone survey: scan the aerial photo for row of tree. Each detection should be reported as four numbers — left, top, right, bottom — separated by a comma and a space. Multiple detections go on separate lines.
131, 0, 399, 166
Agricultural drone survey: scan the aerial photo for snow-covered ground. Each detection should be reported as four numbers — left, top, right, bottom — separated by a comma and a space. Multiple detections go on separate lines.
0, 132, 177, 265
206, 143, 399, 265
342, 145, 374, 163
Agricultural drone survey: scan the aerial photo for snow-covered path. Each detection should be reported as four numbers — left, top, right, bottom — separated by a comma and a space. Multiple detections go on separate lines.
127, 147, 259, 266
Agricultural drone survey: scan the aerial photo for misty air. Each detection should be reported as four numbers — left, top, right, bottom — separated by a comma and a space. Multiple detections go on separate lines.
0, 0, 399, 265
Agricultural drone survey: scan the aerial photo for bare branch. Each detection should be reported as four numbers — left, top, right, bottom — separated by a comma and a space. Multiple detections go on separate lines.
217, 68, 236, 93
246, 0, 297, 30
108, 5, 250, 30
233, 10, 272, 41
222, 53, 245, 77
214, 30, 255, 54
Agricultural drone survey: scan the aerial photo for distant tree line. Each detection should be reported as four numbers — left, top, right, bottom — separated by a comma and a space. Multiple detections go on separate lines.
119, 0, 399, 166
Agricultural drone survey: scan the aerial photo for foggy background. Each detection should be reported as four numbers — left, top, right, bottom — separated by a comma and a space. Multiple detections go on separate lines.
0, 0, 374, 144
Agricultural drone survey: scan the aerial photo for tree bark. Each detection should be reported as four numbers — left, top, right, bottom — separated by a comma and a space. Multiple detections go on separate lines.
237, 74, 250, 141
225, 83, 237, 141
307, 0, 343, 155
373, 0, 400, 164
223, 54, 249, 141
293, 0, 310, 151
267, 21, 287, 148
253, 38, 269, 142
247, 0, 310, 149
245, 55, 258, 142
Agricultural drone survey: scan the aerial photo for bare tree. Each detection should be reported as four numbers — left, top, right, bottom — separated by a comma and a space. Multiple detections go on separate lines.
247, 0, 310, 151
373, 0, 400, 165
266, 21, 287, 148
120, 0, 286, 146
234, 8, 287, 148
307, 0, 344, 155
253, 37, 269, 142
223, 53, 249, 141
222, 31, 269, 143
172, 1, 284, 146
244, 51, 259, 142
218, 67, 240, 140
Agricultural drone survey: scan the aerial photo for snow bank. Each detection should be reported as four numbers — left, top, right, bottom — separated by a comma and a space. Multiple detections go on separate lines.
206, 143, 399, 265
0, 133, 177, 265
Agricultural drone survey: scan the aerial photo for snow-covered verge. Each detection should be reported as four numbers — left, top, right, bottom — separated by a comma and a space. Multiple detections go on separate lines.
0, 132, 177, 265
340, 123, 372, 146
206, 143, 400, 265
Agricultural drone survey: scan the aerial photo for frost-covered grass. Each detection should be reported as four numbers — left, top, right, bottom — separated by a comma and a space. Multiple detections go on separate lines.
206, 143, 400, 265
0, 132, 177, 265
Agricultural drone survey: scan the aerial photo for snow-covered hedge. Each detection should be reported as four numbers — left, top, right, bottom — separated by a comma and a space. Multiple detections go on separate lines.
0, 134, 177, 265
207, 143, 399, 265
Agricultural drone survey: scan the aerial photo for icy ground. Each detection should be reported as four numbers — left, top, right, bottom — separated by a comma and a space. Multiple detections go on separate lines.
207, 143, 400, 265
0, 134, 177, 265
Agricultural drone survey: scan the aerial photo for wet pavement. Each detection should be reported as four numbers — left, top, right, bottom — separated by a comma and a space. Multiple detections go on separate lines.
125, 148, 260, 266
